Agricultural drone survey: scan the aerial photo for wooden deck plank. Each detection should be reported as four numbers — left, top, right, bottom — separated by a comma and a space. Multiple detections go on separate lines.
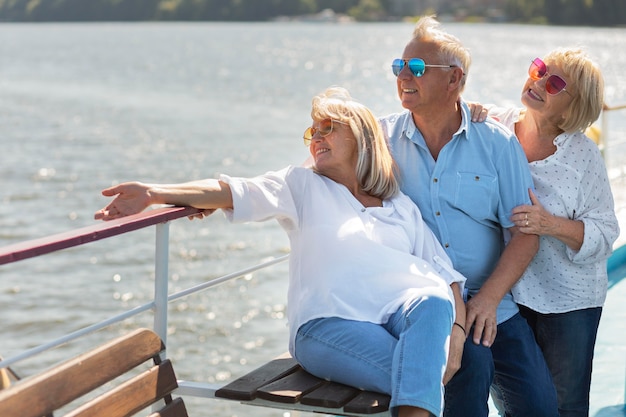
256, 368, 326, 404
300, 381, 360, 408
214, 351, 391, 414
214, 353, 300, 401
344, 391, 391, 414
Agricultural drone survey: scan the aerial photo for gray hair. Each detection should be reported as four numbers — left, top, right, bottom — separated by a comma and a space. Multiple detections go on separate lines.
412, 15, 471, 92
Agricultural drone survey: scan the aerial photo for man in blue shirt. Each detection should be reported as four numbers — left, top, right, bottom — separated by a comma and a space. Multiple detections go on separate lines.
379, 15, 559, 417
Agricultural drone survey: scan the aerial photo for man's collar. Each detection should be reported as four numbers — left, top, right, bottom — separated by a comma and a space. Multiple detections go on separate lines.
405, 103, 470, 141
456, 100, 472, 139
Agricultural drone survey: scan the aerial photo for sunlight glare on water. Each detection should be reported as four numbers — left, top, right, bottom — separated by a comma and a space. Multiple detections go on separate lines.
1, 21, 625, 417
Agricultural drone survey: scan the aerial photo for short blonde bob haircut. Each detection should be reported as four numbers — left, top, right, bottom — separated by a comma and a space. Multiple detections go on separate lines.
310, 87, 399, 200
545, 47, 604, 133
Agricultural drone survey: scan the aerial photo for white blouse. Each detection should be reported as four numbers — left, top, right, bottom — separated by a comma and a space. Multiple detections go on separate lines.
220, 166, 466, 354
488, 106, 619, 313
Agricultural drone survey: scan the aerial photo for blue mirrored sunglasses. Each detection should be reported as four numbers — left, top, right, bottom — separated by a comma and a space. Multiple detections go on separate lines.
391, 58, 456, 77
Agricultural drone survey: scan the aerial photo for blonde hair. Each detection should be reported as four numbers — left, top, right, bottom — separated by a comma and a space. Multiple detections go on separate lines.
310, 87, 399, 200
544, 48, 604, 132
412, 15, 471, 92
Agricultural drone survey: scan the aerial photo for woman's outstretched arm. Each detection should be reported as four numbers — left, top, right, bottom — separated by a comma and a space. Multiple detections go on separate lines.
94, 179, 233, 221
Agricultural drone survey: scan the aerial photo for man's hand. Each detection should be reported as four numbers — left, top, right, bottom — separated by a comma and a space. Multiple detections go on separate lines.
465, 292, 498, 347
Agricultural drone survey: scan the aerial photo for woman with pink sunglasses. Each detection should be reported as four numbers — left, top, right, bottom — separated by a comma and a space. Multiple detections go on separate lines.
475, 48, 619, 417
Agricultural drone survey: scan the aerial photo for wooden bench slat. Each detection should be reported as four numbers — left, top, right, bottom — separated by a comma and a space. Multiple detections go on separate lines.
215, 351, 391, 415
343, 391, 391, 414
147, 397, 188, 417
256, 368, 326, 404
0, 328, 164, 417
300, 381, 360, 408
65, 360, 178, 417
214, 353, 300, 401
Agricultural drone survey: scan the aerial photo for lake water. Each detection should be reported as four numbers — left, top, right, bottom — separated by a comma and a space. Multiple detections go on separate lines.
1, 21, 625, 417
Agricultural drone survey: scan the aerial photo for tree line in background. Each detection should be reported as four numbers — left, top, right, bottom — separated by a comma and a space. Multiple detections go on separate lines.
0, 0, 625, 26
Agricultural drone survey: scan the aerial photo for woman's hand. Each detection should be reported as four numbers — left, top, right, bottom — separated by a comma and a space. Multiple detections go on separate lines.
94, 182, 153, 221
511, 189, 552, 236
512, 188, 584, 250
443, 322, 465, 384
187, 209, 216, 220
466, 101, 489, 122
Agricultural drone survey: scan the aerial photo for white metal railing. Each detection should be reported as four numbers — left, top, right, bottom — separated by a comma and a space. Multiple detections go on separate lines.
595, 103, 626, 170
0, 206, 289, 382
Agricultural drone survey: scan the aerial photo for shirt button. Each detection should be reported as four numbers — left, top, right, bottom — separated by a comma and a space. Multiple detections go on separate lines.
436, 211, 441, 216
444, 243, 450, 248
433, 178, 438, 183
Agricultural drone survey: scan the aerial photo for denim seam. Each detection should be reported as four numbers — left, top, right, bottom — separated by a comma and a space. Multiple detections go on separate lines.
392, 313, 411, 404
492, 375, 512, 416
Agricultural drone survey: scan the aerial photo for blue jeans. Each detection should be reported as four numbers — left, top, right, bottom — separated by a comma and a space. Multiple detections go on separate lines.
520, 305, 602, 417
443, 313, 559, 417
294, 288, 454, 417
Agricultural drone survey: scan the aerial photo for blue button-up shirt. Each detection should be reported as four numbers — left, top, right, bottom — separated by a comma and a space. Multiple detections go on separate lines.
380, 101, 534, 323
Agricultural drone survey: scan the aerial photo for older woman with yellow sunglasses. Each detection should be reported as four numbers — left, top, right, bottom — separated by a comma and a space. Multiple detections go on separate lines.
95, 86, 466, 417
474, 48, 619, 417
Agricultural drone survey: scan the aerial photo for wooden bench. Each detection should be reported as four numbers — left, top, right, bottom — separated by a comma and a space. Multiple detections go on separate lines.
0, 328, 188, 417
0, 328, 390, 417
214, 352, 391, 416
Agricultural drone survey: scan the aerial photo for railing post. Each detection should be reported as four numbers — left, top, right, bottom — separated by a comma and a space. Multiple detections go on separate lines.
153, 221, 170, 347
600, 109, 607, 161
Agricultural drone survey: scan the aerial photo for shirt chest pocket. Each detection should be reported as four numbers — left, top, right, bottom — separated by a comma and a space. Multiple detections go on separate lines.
452, 172, 498, 220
